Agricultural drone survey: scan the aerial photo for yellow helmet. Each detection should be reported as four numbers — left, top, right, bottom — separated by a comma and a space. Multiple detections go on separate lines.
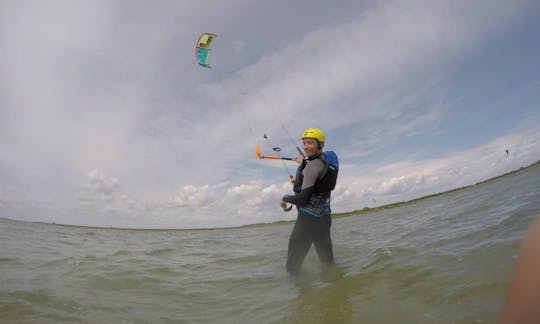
301, 128, 325, 143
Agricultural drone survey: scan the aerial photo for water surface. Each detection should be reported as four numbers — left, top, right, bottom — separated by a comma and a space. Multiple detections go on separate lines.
1, 164, 540, 323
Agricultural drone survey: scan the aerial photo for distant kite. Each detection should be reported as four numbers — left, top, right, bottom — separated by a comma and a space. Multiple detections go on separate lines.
505, 149, 509, 156
195, 33, 217, 68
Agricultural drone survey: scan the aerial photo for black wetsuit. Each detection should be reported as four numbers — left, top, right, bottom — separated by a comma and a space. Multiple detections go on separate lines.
282, 154, 338, 274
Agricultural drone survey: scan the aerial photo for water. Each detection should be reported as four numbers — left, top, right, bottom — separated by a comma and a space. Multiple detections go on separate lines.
1, 164, 540, 323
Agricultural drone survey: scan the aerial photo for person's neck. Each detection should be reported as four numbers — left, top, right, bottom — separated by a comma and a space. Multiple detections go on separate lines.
307, 152, 322, 160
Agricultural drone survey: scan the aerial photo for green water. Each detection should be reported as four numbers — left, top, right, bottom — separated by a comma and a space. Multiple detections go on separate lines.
1, 164, 540, 323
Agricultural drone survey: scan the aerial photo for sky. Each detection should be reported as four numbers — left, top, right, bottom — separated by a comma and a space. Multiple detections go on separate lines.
1, 0, 539, 229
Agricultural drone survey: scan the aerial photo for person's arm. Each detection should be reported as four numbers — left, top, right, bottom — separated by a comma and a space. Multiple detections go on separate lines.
282, 159, 323, 206
499, 214, 540, 324
283, 187, 315, 206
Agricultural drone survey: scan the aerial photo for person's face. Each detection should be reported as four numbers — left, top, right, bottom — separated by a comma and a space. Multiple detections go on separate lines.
302, 138, 322, 157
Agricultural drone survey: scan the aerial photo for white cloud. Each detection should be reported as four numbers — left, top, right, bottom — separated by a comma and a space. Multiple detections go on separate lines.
173, 185, 215, 208
2, 127, 537, 228
86, 169, 119, 195
334, 128, 540, 212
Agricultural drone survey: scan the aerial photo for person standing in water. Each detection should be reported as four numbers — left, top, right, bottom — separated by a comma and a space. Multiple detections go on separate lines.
280, 128, 338, 274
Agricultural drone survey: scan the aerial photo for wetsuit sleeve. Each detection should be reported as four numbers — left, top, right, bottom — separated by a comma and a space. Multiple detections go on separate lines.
282, 159, 324, 206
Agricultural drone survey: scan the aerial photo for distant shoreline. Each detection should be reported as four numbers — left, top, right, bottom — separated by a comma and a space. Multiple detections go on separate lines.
5, 159, 539, 232
332, 159, 540, 219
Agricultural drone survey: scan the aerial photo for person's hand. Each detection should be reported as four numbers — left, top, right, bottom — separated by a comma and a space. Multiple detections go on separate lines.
294, 155, 304, 164
280, 199, 293, 212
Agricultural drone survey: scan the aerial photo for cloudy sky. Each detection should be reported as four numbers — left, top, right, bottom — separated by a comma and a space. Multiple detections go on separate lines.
1, 0, 539, 228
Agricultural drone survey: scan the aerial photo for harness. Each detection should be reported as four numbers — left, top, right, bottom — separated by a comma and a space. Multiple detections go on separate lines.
293, 151, 339, 194
293, 151, 339, 217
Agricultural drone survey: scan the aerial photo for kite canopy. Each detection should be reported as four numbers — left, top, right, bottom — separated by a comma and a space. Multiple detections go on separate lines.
195, 33, 216, 68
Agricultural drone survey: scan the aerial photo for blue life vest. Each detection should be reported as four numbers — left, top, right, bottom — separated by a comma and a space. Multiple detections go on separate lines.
323, 151, 339, 171
318, 151, 339, 192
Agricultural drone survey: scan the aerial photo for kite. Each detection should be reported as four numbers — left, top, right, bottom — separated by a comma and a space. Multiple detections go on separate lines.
195, 33, 217, 68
